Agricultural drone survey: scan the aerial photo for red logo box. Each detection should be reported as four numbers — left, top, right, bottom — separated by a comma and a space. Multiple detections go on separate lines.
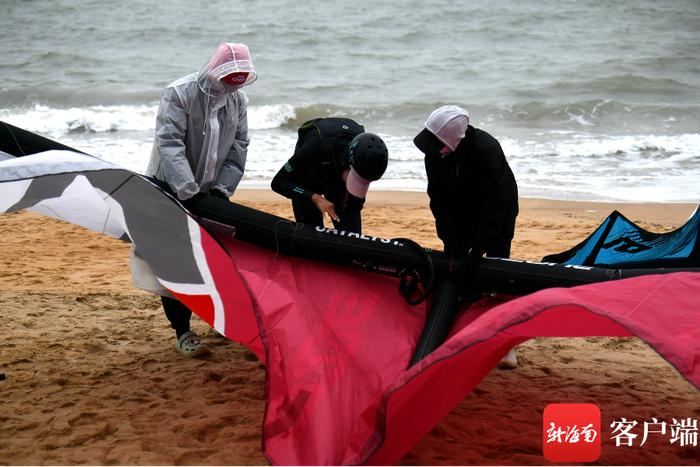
543, 403, 601, 462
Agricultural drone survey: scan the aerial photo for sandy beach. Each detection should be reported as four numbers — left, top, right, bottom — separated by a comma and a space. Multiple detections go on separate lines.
1, 190, 699, 465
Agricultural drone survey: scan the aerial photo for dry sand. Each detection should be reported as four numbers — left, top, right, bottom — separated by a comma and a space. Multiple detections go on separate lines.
1, 190, 699, 465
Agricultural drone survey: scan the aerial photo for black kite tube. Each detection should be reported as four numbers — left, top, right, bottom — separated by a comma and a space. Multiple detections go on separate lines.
193, 198, 700, 366
407, 277, 460, 367
193, 196, 698, 294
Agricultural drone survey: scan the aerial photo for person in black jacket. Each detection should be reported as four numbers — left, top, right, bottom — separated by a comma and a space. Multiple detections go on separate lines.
414, 105, 520, 368
271, 117, 388, 233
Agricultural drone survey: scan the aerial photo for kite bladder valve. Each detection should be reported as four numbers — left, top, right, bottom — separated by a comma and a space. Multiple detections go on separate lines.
394, 237, 435, 306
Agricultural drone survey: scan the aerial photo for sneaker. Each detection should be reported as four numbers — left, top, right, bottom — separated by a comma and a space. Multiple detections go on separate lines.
497, 347, 518, 370
175, 331, 210, 358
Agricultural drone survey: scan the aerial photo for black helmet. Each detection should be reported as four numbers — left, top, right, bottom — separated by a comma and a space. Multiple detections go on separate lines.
345, 132, 389, 181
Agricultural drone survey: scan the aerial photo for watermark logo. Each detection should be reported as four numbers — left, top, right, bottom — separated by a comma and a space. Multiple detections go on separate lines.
610, 417, 698, 447
543, 403, 601, 462
543, 404, 698, 461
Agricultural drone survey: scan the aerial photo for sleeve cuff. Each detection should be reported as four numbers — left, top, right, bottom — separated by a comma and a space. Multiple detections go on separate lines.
175, 181, 200, 200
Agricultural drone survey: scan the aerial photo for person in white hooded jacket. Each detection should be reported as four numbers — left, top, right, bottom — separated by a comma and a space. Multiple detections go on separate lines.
146, 42, 257, 357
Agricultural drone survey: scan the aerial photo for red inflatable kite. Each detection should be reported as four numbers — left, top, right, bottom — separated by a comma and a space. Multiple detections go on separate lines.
1, 122, 698, 464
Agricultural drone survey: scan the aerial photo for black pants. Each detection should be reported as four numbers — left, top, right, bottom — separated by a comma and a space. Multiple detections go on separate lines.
485, 235, 512, 259
162, 296, 192, 337
292, 198, 324, 227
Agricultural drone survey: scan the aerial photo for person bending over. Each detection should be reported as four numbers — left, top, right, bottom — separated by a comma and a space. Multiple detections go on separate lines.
271, 117, 388, 233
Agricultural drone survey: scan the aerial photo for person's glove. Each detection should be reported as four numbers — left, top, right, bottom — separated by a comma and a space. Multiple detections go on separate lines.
453, 247, 485, 300
464, 246, 485, 277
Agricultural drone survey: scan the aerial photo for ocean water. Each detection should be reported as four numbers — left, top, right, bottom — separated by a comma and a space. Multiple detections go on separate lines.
1, 0, 699, 201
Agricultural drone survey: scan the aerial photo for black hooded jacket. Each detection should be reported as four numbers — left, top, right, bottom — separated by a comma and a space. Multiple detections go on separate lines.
425, 125, 519, 255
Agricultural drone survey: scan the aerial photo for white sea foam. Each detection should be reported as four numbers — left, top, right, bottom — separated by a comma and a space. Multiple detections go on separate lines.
0, 103, 300, 136
2, 105, 698, 202
247, 104, 296, 130
502, 133, 700, 201
0, 104, 157, 138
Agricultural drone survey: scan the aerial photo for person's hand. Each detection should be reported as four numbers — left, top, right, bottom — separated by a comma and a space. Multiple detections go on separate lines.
311, 194, 339, 222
